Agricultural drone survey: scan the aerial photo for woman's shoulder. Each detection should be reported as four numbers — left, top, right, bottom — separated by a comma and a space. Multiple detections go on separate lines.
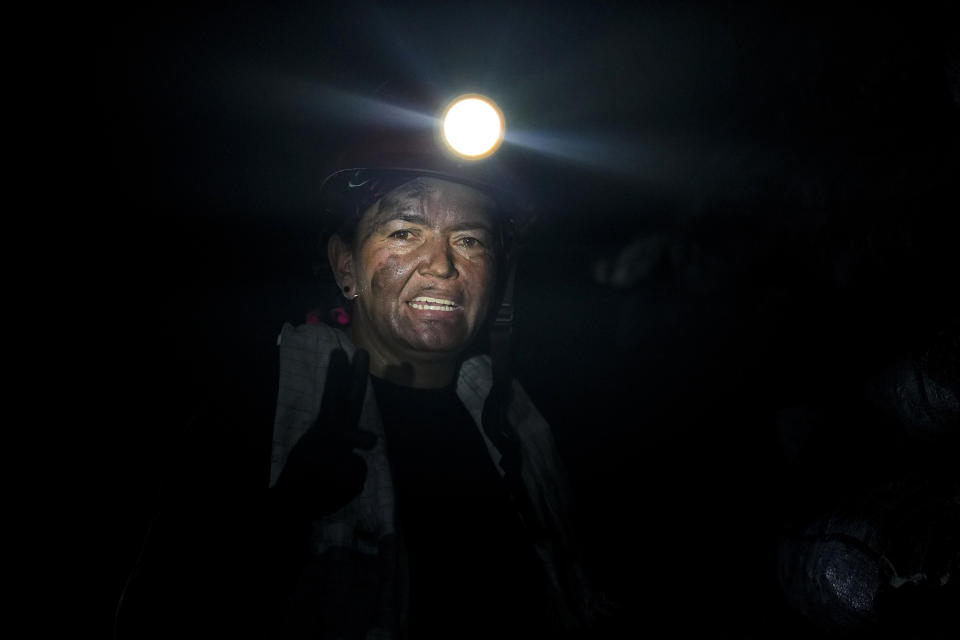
277, 321, 354, 354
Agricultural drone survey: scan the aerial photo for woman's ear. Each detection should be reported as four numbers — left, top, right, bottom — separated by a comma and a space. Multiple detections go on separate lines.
327, 234, 356, 295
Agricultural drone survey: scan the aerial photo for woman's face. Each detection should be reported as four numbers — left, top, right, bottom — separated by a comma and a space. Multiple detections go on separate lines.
337, 177, 499, 366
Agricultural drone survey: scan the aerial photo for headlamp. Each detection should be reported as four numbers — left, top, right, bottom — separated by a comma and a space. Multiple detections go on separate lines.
440, 94, 505, 160
320, 88, 530, 238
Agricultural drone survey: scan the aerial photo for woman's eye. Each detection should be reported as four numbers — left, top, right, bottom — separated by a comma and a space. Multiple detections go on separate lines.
389, 230, 413, 240
457, 236, 484, 248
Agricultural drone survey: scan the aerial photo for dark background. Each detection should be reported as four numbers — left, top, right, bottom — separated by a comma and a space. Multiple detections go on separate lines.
94, 1, 958, 637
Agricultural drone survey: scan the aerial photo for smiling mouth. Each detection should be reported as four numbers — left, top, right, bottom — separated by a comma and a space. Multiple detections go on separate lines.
408, 295, 461, 311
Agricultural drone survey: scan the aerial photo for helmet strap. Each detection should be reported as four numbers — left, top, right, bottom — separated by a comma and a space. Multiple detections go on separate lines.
482, 252, 549, 539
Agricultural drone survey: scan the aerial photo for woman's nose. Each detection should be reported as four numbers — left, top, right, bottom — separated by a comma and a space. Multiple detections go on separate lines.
417, 237, 457, 279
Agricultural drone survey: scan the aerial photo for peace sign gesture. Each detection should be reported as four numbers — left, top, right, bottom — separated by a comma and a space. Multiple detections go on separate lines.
274, 348, 375, 517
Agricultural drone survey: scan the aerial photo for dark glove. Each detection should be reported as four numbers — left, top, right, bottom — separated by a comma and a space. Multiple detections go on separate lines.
273, 347, 375, 518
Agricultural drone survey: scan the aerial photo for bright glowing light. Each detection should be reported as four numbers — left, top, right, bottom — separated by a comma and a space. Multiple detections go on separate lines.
441, 95, 504, 159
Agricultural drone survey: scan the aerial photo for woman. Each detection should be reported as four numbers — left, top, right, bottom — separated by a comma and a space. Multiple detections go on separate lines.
268, 170, 602, 639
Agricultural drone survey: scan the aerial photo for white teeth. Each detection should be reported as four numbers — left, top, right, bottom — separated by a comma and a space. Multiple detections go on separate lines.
410, 303, 457, 311
409, 296, 459, 311
411, 296, 458, 306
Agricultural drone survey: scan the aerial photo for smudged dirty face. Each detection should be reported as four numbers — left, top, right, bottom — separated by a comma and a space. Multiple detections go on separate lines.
345, 177, 499, 364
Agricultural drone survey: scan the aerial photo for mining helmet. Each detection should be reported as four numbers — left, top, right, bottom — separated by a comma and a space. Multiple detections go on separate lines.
317, 82, 534, 251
